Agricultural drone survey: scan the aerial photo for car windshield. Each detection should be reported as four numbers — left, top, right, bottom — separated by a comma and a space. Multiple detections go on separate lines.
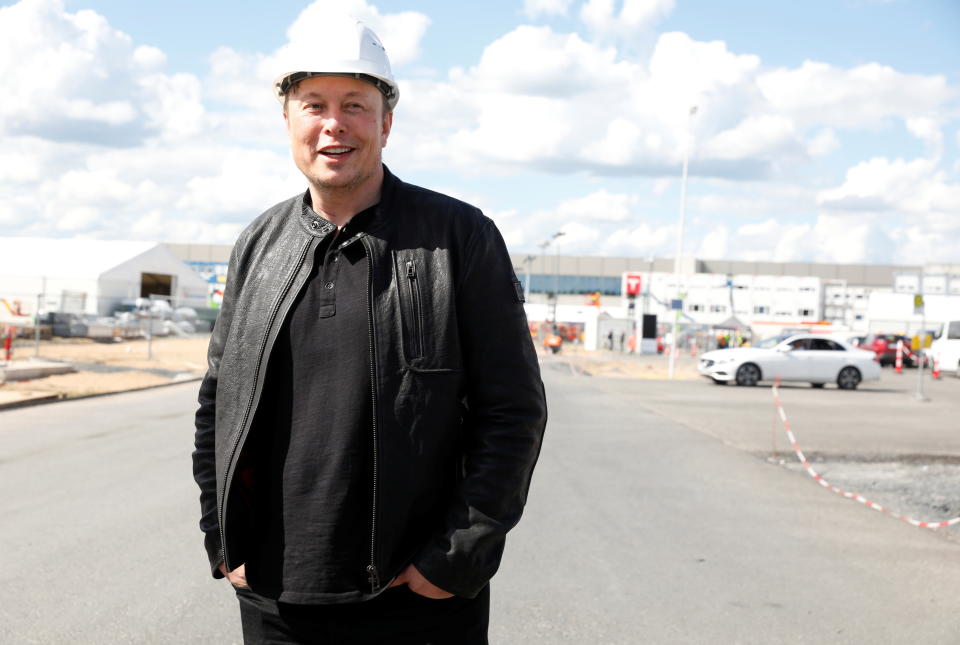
754, 335, 790, 349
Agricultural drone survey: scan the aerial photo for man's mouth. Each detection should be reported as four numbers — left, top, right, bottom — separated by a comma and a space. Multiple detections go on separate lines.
319, 146, 354, 158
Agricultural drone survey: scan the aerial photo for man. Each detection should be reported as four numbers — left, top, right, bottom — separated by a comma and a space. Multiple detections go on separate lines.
192, 15, 547, 644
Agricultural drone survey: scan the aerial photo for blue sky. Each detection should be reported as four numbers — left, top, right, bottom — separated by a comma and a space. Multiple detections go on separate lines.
3, 0, 959, 266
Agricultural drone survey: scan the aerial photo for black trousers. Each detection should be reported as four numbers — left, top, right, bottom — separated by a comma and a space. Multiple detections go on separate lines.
236, 584, 490, 645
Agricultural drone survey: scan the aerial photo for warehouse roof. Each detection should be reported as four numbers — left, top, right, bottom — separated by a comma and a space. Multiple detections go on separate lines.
0, 237, 159, 279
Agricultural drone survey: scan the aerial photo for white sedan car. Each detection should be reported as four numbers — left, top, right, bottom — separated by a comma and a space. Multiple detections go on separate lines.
697, 334, 881, 389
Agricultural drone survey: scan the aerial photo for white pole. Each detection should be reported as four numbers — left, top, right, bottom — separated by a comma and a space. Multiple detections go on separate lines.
669, 106, 697, 379
915, 275, 928, 401
34, 276, 46, 358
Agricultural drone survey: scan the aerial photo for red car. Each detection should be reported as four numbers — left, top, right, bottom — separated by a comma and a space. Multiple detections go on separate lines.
859, 334, 918, 367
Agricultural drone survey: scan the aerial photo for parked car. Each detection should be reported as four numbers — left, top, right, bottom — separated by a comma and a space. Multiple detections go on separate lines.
698, 334, 881, 390
931, 320, 960, 376
859, 333, 919, 367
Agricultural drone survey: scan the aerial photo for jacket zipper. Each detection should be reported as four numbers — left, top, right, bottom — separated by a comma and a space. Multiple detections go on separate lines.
218, 238, 314, 571
405, 259, 424, 359
364, 237, 381, 593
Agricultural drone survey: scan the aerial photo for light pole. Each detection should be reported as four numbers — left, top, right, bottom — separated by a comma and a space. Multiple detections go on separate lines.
537, 231, 565, 324
521, 254, 536, 301
668, 105, 698, 380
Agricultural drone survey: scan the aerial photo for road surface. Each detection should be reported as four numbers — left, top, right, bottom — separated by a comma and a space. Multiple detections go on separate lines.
2, 368, 959, 643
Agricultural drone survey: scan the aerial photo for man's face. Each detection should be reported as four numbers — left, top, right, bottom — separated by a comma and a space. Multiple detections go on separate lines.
283, 75, 392, 194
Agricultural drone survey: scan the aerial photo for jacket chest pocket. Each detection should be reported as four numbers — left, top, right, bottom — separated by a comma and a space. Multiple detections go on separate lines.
395, 253, 425, 361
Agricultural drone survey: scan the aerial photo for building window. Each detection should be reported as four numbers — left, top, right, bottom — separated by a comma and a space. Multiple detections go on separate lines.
688, 304, 704, 312
754, 305, 769, 314
525, 274, 622, 295
710, 304, 726, 313
798, 308, 814, 317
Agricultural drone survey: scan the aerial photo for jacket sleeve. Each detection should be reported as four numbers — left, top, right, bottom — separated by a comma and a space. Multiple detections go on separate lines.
412, 216, 547, 598
191, 241, 243, 579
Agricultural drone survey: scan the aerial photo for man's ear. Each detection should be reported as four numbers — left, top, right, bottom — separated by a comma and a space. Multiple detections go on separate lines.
380, 111, 393, 148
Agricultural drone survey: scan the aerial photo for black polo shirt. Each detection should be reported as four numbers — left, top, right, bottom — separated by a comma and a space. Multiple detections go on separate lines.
244, 203, 377, 604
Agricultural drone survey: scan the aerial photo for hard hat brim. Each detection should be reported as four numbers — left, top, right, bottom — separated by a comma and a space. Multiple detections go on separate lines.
273, 70, 399, 110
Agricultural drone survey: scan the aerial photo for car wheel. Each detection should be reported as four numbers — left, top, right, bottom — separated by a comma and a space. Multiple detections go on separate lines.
837, 366, 861, 390
811, 383, 825, 389
735, 363, 761, 387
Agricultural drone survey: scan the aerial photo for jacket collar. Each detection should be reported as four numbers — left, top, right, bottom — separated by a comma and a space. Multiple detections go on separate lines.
295, 164, 399, 240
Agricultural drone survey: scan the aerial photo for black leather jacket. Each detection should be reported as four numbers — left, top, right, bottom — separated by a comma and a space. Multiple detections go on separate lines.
192, 167, 547, 599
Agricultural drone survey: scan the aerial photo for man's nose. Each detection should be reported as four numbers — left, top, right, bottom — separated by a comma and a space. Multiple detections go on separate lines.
322, 109, 347, 134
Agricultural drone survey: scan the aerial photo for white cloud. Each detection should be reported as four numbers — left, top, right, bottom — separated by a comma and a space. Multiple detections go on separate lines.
176, 148, 302, 215
905, 116, 943, 152
599, 221, 675, 256
812, 156, 960, 264
554, 189, 643, 221
0, 0, 204, 144
399, 29, 770, 177
737, 219, 778, 237
818, 156, 960, 214
458, 26, 632, 97
0, 0, 957, 268
691, 184, 814, 216
697, 225, 728, 258
806, 128, 839, 157
556, 221, 602, 248
139, 72, 205, 141
757, 61, 952, 130
524, 0, 575, 18
580, 0, 676, 37
700, 114, 798, 160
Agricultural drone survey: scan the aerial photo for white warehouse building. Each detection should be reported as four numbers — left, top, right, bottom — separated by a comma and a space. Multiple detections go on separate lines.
0, 237, 210, 317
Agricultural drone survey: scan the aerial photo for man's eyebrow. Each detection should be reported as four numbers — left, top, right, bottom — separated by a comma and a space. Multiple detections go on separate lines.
295, 90, 369, 101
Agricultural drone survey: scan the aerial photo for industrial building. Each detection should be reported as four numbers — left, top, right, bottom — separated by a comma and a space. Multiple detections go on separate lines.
0, 237, 210, 318
157, 242, 959, 341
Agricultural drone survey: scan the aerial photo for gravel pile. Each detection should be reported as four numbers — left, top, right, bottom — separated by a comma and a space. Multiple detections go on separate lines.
771, 455, 960, 541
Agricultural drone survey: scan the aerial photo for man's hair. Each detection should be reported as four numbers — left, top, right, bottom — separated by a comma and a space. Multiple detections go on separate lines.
283, 80, 392, 119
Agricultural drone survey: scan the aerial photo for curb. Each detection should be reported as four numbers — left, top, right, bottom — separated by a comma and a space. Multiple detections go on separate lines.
0, 375, 204, 413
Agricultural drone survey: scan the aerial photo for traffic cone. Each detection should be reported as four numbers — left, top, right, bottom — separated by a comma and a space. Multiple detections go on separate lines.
3, 326, 12, 361
895, 340, 903, 374
933, 357, 941, 379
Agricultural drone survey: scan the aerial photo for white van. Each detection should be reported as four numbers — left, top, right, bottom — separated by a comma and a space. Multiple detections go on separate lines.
931, 320, 960, 376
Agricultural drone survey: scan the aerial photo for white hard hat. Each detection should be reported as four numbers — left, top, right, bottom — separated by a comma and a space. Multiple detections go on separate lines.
272, 16, 399, 110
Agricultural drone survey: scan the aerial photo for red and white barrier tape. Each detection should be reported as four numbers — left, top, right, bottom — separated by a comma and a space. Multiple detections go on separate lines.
771, 379, 960, 529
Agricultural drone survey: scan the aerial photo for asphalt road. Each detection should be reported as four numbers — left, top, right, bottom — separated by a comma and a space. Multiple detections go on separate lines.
2, 368, 959, 643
